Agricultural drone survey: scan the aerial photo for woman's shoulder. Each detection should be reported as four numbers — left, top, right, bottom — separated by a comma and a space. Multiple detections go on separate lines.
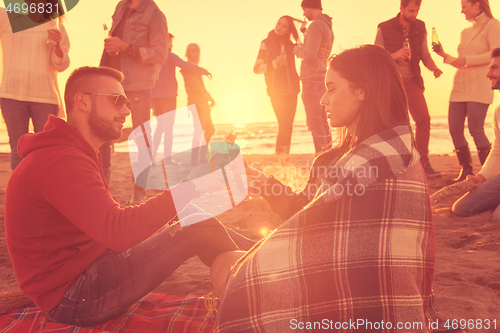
486, 17, 500, 29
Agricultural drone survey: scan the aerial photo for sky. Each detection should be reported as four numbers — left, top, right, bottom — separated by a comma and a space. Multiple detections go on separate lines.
3, 0, 500, 127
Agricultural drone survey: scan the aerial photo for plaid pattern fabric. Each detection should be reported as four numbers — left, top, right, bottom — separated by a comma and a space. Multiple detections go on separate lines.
215, 126, 436, 333
0, 293, 213, 333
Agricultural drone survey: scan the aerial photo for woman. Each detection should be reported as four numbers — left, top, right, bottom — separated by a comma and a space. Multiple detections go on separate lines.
254, 16, 300, 158
213, 45, 435, 332
0, 0, 70, 170
151, 34, 211, 164
434, 0, 500, 181
181, 43, 215, 165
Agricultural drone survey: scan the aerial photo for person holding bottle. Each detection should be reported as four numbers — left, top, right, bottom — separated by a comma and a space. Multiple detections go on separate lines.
433, 0, 500, 181
254, 15, 300, 159
0, 0, 70, 170
375, 0, 443, 178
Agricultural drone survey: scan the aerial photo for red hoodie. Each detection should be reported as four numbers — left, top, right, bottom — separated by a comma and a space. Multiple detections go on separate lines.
4, 116, 198, 312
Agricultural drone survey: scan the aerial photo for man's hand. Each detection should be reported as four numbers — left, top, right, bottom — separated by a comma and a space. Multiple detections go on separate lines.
451, 57, 466, 68
104, 37, 129, 54
244, 159, 269, 196
293, 44, 303, 56
187, 163, 226, 194
392, 47, 411, 61
432, 67, 443, 78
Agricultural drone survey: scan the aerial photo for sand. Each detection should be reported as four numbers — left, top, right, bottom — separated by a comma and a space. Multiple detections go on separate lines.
0, 151, 499, 331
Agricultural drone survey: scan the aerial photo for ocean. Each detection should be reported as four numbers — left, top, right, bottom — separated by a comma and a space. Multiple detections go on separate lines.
0, 115, 493, 156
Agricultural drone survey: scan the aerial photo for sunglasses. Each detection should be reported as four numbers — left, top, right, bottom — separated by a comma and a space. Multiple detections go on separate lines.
83, 93, 133, 111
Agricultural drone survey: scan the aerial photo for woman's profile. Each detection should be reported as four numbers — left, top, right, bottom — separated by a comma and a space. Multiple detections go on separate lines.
214, 45, 435, 332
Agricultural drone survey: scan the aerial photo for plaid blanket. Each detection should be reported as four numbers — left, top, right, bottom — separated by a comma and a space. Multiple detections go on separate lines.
215, 126, 436, 333
0, 293, 213, 333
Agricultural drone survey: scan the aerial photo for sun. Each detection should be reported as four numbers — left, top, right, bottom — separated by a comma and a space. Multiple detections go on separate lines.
212, 86, 268, 125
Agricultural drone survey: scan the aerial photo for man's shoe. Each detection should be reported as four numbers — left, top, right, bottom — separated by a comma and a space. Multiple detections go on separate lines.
423, 163, 441, 178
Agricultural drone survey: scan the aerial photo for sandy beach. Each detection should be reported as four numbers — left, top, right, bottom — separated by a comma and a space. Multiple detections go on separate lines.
0, 151, 499, 331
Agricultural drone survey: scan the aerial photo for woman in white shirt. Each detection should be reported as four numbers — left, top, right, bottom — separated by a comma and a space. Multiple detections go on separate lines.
434, 0, 500, 182
0, 0, 70, 170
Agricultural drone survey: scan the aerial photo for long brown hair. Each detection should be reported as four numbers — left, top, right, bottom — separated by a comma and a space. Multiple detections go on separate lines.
271, 16, 299, 42
468, 0, 494, 18
326, 45, 410, 153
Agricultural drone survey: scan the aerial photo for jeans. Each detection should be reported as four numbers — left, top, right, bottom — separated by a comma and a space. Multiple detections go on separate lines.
301, 81, 331, 154
452, 174, 500, 223
448, 102, 490, 150
46, 204, 255, 326
152, 97, 176, 160
1, 98, 58, 170
99, 90, 152, 170
403, 77, 431, 165
270, 94, 297, 154
190, 102, 214, 165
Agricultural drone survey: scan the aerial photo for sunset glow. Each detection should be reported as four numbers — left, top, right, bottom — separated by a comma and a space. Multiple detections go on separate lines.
2, 0, 500, 128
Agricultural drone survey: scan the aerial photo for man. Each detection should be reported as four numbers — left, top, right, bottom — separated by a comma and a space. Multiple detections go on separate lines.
295, 0, 334, 154
375, 0, 443, 177
99, 0, 168, 204
452, 48, 500, 222
151, 33, 212, 164
4, 67, 251, 326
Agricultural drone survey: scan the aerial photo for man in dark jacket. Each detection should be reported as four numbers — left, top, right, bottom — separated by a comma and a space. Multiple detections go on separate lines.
100, 0, 168, 203
375, 0, 443, 177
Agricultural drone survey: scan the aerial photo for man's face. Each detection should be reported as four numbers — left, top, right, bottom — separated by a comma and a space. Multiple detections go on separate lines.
487, 57, 500, 90
302, 7, 314, 21
400, 1, 420, 24
88, 77, 130, 142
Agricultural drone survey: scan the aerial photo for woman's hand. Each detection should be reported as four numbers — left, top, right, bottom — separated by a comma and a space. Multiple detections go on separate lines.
47, 29, 63, 57
47, 29, 62, 45
451, 57, 466, 68
272, 56, 286, 68
432, 42, 446, 58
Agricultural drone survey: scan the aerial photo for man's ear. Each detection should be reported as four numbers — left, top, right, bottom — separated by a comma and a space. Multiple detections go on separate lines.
74, 93, 91, 113
356, 88, 365, 101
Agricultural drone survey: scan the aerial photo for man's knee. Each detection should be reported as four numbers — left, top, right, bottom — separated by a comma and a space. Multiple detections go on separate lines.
451, 198, 475, 217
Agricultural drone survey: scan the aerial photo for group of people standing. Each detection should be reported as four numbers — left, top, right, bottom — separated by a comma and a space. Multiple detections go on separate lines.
256, 0, 500, 182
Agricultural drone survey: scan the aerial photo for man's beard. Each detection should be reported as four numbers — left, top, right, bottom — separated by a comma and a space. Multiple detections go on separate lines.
402, 13, 416, 24
88, 105, 122, 142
